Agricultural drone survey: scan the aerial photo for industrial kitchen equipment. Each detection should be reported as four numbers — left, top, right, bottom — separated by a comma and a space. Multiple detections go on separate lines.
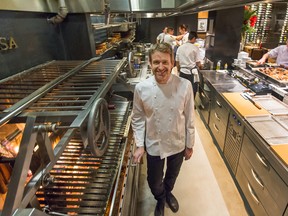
0, 57, 138, 216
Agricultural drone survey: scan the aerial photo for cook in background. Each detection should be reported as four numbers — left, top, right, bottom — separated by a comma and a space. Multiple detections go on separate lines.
156, 27, 168, 44
257, 36, 288, 68
178, 24, 189, 45
163, 27, 183, 65
176, 31, 202, 98
132, 42, 195, 216
163, 27, 183, 48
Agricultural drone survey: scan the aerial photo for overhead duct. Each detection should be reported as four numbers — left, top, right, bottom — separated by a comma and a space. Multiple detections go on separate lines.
104, 0, 111, 25
0, 0, 105, 13
47, 0, 68, 24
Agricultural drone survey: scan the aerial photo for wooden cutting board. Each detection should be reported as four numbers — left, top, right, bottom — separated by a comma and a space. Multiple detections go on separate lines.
222, 92, 269, 117
271, 145, 288, 166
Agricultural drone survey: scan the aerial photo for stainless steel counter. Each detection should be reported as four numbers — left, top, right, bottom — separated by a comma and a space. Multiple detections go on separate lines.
200, 70, 247, 93
198, 69, 288, 216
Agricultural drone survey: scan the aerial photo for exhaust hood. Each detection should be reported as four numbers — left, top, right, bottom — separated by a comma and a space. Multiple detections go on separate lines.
0, 0, 285, 14
109, 0, 177, 13
176, 0, 285, 13
110, 0, 286, 14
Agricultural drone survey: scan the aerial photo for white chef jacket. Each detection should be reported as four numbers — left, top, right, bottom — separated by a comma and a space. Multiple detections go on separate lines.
268, 45, 288, 67
163, 34, 177, 49
131, 74, 195, 159
176, 42, 202, 82
157, 32, 166, 43
181, 32, 189, 45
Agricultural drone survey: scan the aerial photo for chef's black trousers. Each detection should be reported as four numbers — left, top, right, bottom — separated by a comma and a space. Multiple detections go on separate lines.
146, 150, 185, 202
179, 71, 198, 98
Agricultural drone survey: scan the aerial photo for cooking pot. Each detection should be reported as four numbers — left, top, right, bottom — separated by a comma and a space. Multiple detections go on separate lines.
136, 45, 145, 53
134, 52, 145, 61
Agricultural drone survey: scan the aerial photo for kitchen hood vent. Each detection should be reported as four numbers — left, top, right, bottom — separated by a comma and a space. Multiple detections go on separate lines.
110, 0, 177, 13
176, 0, 285, 13
110, 0, 285, 14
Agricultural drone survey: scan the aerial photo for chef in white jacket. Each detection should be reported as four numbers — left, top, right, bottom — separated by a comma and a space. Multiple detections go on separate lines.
132, 42, 195, 216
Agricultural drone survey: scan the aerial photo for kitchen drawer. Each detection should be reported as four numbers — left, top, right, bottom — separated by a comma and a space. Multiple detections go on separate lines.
236, 166, 268, 216
238, 152, 283, 216
209, 110, 228, 150
211, 95, 229, 124
241, 134, 288, 213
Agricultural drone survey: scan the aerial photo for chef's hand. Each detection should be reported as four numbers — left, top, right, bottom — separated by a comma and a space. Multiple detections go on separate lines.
257, 58, 265, 65
184, 147, 193, 160
133, 146, 145, 164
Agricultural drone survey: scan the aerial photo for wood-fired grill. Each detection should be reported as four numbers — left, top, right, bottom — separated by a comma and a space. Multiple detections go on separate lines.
0, 57, 135, 216
36, 100, 131, 215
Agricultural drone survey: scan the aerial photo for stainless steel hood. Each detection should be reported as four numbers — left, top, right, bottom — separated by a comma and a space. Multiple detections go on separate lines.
109, 0, 177, 13
110, 0, 286, 14
1, 0, 285, 14
176, 0, 285, 14
0, 0, 104, 13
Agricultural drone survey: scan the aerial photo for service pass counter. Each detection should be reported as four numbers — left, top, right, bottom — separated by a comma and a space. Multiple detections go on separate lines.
196, 70, 288, 216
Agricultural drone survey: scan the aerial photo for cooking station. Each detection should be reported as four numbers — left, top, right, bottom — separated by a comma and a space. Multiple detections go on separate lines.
196, 69, 288, 216
229, 69, 272, 95
0, 58, 138, 216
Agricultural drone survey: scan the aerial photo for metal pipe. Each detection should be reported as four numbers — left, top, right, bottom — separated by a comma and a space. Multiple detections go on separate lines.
104, 0, 110, 25
47, 0, 68, 24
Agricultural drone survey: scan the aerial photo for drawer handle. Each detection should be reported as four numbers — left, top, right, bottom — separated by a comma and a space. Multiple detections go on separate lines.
251, 168, 264, 189
247, 183, 260, 205
213, 123, 219, 132
214, 112, 220, 121
216, 100, 222, 108
256, 152, 269, 169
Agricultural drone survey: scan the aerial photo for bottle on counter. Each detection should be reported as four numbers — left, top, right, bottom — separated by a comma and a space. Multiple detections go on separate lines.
224, 63, 228, 70
216, 60, 221, 70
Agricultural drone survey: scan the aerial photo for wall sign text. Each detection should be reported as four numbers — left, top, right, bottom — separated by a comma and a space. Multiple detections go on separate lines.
0, 37, 18, 51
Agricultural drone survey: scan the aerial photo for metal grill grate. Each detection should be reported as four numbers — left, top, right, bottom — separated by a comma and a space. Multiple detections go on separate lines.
0, 61, 83, 112
36, 101, 130, 215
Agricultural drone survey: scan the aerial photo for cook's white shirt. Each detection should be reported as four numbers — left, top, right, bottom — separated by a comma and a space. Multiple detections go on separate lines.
181, 32, 189, 45
131, 74, 195, 159
176, 42, 201, 74
268, 45, 288, 67
163, 34, 177, 49
157, 32, 166, 43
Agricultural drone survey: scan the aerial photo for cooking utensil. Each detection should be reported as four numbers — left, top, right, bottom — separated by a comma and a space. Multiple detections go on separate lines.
240, 92, 262, 110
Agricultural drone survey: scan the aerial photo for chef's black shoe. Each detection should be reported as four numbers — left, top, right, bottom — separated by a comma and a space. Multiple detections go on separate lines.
166, 192, 179, 213
154, 200, 165, 216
